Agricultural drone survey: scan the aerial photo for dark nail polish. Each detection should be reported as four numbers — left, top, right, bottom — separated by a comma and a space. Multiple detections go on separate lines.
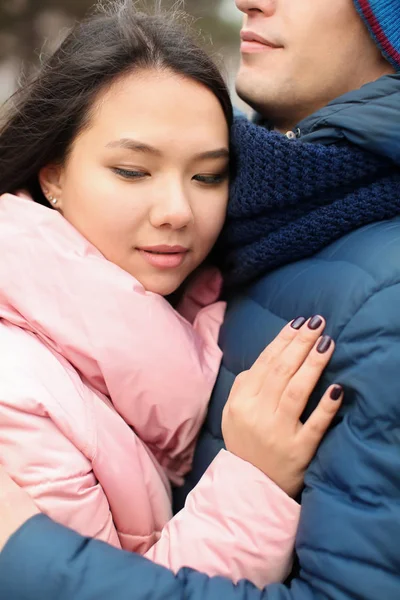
309, 315, 323, 330
330, 385, 343, 401
317, 335, 332, 353
291, 317, 306, 330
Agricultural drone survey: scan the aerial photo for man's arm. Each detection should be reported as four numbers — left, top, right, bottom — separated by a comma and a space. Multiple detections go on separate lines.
1, 514, 294, 600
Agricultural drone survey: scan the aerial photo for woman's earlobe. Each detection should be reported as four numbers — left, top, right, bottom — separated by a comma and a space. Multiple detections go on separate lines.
42, 189, 61, 209
48, 195, 58, 206
42, 188, 63, 212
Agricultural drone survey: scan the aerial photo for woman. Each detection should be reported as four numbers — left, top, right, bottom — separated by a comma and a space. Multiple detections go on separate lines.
0, 0, 341, 592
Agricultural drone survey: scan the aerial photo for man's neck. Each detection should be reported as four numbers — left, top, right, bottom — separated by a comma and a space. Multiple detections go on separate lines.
268, 67, 396, 134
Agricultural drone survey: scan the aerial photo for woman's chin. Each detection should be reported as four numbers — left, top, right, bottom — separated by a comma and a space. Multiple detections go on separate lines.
135, 271, 186, 297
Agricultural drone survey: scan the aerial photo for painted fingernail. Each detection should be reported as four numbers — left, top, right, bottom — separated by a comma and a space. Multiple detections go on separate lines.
291, 317, 306, 330
309, 315, 323, 330
317, 335, 332, 353
330, 385, 343, 400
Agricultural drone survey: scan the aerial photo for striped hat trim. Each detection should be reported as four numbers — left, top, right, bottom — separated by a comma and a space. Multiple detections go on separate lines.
355, 0, 400, 68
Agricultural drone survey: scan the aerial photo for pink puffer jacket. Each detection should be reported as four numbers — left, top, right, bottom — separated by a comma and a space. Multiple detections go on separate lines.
0, 193, 300, 587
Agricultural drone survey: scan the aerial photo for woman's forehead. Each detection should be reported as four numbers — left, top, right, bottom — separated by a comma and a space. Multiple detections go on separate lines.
76, 70, 229, 154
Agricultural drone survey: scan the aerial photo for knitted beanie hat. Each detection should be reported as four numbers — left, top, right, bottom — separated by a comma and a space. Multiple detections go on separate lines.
353, 0, 400, 70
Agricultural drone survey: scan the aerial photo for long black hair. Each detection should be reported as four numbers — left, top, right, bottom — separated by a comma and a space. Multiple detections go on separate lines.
0, 0, 233, 206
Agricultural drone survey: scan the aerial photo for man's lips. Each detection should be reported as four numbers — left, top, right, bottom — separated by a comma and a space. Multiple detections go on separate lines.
240, 30, 283, 53
137, 245, 189, 269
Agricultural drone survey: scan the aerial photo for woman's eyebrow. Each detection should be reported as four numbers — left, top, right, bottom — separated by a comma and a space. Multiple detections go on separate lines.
194, 148, 230, 160
105, 138, 162, 156
105, 139, 229, 160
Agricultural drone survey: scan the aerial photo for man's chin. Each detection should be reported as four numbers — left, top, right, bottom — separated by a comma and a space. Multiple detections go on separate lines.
235, 70, 270, 116
235, 67, 296, 125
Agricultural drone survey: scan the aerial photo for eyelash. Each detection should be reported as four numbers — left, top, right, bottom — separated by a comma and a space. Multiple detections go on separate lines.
113, 168, 228, 186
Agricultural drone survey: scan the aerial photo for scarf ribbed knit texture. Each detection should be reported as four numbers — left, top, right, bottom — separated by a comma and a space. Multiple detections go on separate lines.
218, 117, 400, 287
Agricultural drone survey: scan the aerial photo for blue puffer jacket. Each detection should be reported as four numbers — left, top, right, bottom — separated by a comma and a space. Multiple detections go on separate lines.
1, 76, 400, 600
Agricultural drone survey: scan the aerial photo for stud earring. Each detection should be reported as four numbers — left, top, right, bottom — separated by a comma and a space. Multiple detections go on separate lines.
49, 195, 58, 205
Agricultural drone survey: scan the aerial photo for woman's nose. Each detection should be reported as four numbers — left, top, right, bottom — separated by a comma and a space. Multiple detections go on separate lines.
149, 186, 194, 230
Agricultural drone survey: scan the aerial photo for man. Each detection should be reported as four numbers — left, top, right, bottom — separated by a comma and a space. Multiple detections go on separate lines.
1, 1, 399, 599
177, 2, 400, 598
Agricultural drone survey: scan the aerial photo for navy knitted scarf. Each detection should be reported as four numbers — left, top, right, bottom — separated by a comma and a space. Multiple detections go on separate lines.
217, 117, 400, 287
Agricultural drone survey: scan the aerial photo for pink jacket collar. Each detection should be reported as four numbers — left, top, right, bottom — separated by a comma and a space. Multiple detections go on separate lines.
0, 193, 225, 481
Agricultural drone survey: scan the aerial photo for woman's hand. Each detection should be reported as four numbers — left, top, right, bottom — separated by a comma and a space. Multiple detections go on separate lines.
222, 316, 342, 498
0, 467, 39, 552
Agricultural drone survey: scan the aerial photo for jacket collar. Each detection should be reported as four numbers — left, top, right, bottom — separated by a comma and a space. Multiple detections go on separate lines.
296, 74, 400, 164
0, 193, 224, 478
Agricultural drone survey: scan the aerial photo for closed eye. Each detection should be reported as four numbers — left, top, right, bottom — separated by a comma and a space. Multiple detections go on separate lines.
193, 172, 228, 185
112, 168, 149, 179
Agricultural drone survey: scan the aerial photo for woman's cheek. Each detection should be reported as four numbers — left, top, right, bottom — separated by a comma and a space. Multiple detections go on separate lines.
93, 198, 141, 242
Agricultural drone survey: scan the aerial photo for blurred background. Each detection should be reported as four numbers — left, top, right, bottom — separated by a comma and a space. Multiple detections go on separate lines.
0, 0, 246, 107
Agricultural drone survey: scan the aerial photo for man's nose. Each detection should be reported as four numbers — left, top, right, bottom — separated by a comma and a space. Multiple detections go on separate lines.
235, 0, 276, 17
149, 185, 194, 230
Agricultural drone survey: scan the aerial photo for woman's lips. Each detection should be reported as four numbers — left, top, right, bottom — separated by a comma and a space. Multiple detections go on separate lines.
138, 248, 188, 269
